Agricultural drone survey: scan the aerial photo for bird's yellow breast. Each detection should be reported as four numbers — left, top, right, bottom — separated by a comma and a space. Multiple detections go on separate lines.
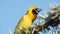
18, 14, 36, 29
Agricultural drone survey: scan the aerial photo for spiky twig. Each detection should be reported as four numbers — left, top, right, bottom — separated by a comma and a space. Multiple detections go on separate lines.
8, 27, 12, 34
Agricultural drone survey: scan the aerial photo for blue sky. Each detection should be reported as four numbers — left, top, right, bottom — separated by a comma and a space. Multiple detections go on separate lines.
0, 0, 60, 34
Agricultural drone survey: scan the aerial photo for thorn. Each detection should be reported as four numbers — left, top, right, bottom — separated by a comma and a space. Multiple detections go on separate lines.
49, 2, 56, 9
8, 27, 12, 34
37, 13, 45, 19
50, 0, 58, 6
43, 10, 48, 17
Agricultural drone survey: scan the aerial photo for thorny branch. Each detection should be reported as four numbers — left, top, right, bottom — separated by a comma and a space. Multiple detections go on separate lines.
26, 6, 60, 34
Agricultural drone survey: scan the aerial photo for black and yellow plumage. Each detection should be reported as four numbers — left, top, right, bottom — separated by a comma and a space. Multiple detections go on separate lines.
14, 6, 41, 34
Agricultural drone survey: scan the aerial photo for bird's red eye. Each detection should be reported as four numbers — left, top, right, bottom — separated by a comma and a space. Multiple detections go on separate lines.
35, 8, 38, 10
38, 11, 39, 12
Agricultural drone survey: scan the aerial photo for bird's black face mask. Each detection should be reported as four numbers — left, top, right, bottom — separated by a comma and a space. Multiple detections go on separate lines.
32, 8, 42, 15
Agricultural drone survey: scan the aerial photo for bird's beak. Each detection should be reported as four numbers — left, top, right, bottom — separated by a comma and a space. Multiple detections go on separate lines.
36, 8, 42, 14
32, 8, 42, 15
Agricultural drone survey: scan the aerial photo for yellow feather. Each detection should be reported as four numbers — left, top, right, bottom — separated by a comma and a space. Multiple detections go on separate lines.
14, 6, 39, 34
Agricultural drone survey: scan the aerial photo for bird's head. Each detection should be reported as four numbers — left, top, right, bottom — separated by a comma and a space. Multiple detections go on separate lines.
27, 6, 42, 16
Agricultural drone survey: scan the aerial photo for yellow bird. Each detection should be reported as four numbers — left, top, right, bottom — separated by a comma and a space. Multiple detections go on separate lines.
14, 6, 42, 34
